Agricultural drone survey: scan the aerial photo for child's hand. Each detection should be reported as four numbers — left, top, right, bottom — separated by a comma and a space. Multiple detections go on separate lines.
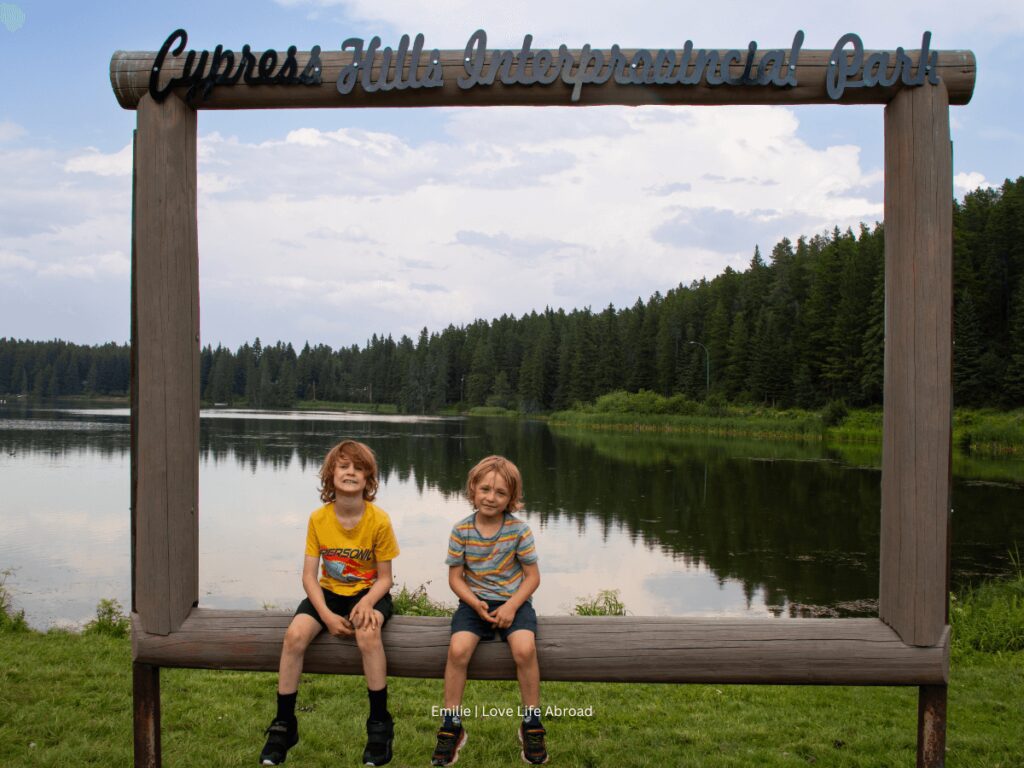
489, 602, 517, 629
474, 599, 498, 624
349, 599, 379, 630
324, 612, 354, 637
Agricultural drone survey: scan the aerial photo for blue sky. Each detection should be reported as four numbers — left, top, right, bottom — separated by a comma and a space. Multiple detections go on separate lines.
1, 0, 1021, 349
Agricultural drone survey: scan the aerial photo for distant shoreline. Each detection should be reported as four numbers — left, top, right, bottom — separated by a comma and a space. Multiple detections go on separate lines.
6, 395, 1022, 457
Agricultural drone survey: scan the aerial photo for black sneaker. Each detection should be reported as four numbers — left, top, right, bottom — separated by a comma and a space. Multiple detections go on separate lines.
430, 722, 467, 766
363, 717, 394, 766
259, 718, 298, 765
518, 722, 548, 765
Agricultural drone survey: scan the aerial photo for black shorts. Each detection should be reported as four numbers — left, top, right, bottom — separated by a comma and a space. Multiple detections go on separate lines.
295, 586, 393, 630
451, 599, 537, 641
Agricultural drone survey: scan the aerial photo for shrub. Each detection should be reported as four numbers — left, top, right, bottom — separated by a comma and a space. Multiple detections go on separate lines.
83, 598, 130, 638
951, 548, 1024, 654
0, 568, 29, 633
821, 399, 849, 427
572, 589, 627, 616
665, 394, 699, 415
392, 583, 454, 617
702, 392, 728, 416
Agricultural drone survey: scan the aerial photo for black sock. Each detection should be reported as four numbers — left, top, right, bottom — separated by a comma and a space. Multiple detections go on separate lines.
276, 692, 297, 723
368, 686, 390, 722
522, 707, 541, 727
443, 711, 462, 728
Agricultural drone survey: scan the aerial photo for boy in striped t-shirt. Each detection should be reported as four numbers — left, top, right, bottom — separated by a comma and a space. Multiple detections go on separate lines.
431, 455, 547, 766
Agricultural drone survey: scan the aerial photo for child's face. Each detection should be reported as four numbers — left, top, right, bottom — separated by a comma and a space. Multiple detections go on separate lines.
472, 470, 510, 519
333, 456, 368, 499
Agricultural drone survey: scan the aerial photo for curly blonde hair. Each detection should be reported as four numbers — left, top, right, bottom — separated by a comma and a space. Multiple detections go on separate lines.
319, 440, 379, 502
464, 455, 524, 513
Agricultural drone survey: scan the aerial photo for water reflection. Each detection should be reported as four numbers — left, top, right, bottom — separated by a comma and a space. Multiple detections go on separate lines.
1, 406, 1021, 628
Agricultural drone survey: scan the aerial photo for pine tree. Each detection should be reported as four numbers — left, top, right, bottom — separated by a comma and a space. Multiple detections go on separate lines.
724, 311, 749, 398
1003, 276, 1024, 405
953, 289, 985, 406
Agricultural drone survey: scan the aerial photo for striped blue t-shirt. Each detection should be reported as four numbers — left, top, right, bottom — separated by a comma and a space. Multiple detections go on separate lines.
445, 512, 538, 601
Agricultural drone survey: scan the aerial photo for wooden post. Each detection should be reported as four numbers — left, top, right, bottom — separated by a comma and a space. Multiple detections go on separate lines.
880, 82, 953, 648
917, 685, 948, 767
133, 663, 161, 768
133, 92, 200, 635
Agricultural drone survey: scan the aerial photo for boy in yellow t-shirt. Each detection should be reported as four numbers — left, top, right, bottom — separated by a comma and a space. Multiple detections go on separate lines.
259, 440, 400, 766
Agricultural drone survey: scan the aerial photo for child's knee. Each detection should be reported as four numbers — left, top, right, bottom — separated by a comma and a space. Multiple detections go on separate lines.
447, 636, 477, 667
355, 623, 383, 649
283, 625, 313, 656
509, 633, 537, 665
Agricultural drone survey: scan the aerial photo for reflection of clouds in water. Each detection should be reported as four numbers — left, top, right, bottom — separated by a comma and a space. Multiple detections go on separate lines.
643, 571, 771, 617
199, 467, 785, 618
1, 448, 128, 627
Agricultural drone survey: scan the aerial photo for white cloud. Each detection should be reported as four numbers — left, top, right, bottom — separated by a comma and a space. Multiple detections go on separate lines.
187, 104, 881, 346
954, 171, 993, 196
0, 120, 25, 142
0, 250, 34, 271
64, 144, 132, 177
273, 0, 1022, 48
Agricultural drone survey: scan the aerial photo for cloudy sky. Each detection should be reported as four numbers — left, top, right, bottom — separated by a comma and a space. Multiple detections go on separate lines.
1, 1, 1021, 349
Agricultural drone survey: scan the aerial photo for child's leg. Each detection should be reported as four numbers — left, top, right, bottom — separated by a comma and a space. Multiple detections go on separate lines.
261, 614, 322, 765
354, 609, 388, 691
278, 613, 323, 693
508, 629, 548, 765
507, 630, 540, 708
356, 609, 394, 766
443, 630, 481, 708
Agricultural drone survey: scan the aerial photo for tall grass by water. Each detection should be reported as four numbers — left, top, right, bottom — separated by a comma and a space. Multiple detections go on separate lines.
549, 390, 1024, 456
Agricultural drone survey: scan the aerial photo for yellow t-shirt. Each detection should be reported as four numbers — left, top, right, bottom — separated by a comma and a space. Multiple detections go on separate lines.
304, 501, 400, 596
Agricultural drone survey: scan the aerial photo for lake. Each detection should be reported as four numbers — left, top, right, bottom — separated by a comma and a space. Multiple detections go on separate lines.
1, 404, 1021, 629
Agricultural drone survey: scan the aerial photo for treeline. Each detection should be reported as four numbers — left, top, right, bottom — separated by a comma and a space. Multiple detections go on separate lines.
3, 179, 1022, 410
0, 340, 129, 399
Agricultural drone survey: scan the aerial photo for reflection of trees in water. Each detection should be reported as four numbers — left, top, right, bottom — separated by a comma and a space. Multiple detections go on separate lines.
7, 411, 1020, 615
533, 427, 882, 616
0, 414, 130, 457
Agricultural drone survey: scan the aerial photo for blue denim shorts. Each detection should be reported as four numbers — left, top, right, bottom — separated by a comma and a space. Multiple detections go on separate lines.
451, 599, 537, 641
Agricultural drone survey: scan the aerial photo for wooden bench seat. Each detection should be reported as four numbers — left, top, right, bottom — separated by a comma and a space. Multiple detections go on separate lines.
132, 610, 948, 686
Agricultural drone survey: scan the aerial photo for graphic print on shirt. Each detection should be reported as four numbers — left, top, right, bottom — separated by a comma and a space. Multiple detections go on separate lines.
321, 547, 377, 584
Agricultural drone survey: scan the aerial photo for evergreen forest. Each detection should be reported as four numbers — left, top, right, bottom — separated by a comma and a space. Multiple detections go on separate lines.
3, 180, 1023, 412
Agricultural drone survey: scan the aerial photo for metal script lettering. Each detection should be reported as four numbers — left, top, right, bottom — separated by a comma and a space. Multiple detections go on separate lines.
336, 33, 443, 95
146, 28, 946, 104
456, 29, 804, 102
149, 29, 322, 103
826, 31, 939, 100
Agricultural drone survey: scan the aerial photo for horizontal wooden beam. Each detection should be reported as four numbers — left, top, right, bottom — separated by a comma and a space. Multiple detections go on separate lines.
110, 48, 975, 110
132, 610, 948, 686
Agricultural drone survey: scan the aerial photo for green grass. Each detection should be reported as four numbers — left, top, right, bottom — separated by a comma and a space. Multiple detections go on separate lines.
467, 406, 519, 417
392, 583, 455, 617
572, 589, 627, 616
292, 400, 399, 414
1, 582, 1022, 766
0, 569, 28, 633
951, 550, 1024, 656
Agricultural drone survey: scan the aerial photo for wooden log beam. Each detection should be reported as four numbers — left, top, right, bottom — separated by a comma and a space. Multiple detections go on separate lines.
110, 48, 976, 110
880, 81, 953, 647
133, 93, 200, 636
132, 610, 948, 686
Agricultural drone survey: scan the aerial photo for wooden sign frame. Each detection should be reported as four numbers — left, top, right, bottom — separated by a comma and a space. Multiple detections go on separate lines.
114, 37, 974, 768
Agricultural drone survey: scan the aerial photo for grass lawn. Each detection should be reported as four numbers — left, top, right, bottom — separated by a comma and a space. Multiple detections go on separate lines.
1, 580, 1020, 767
0, 633, 1021, 766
